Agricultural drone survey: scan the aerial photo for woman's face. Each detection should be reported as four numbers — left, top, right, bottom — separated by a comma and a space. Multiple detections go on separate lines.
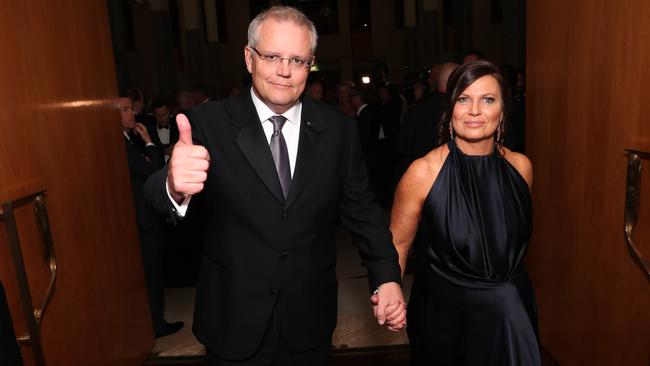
451, 75, 503, 143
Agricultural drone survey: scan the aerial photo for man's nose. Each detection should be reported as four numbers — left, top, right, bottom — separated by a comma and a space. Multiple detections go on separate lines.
275, 59, 291, 77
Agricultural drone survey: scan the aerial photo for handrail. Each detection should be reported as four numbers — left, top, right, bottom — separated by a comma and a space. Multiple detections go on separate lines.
0, 188, 56, 366
624, 150, 650, 281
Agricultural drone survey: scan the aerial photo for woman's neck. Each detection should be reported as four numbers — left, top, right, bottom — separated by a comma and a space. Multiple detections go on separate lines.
453, 137, 495, 156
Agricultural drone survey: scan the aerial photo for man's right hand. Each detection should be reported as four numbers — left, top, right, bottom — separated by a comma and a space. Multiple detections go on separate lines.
167, 113, 210, 203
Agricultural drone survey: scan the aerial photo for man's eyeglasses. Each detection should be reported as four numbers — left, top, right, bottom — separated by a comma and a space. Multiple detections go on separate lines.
249, 46, 314, 70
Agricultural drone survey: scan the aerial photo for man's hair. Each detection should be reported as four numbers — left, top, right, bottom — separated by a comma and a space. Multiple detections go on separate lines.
124, 88, 143, 103
151, 97, 170, 110
248, 6, 318, 54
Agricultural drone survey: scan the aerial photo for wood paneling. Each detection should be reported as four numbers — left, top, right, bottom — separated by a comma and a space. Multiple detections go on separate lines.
527, 0, 650, 364
0, 1, 153, 365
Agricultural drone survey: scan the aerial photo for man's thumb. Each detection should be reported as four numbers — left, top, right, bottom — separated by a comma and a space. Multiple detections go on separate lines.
176, 113, 193, 145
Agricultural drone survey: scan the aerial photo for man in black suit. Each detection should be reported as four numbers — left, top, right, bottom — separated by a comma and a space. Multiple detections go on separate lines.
395, 62, 459, 181
119, 96, 183, 338
143, 6, 406, 365
148, 97, 179, 162
350, 87, 381, 196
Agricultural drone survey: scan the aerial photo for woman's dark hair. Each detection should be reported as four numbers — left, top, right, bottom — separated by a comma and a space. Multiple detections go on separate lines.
438, 60, 510, 145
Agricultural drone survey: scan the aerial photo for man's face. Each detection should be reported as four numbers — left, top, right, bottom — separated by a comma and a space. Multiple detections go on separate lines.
245, 19, 312, 114
132, 99, 144, 114
119, 98, 135, 129
153, 105, 171, 126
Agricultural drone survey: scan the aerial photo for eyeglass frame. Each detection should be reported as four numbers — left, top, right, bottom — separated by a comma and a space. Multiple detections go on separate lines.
248, 46, 315, 70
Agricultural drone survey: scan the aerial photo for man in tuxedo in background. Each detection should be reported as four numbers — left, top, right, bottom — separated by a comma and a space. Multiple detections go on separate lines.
119, 96, 183, 338
149, 97, 179, 162
143, 6, 406, 365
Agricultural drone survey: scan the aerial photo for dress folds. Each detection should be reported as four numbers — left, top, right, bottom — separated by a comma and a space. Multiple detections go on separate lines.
407, 139, 540, 366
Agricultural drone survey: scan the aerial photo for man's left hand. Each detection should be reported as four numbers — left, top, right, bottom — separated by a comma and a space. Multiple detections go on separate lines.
370, 282, 407, 331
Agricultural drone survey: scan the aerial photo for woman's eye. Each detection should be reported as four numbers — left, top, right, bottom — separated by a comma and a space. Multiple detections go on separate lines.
457, 96, 469, 103
483, 97, 496, 104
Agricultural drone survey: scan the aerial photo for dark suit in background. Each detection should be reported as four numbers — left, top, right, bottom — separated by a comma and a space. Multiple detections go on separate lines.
394, 93, 445, 182
145, 118, 179, 152
123, 132, 168, 335
355, 103, 382, 198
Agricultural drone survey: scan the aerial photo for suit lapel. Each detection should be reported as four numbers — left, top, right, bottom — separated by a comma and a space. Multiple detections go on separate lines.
233, 96, 286, 204
285, 97, 327, 208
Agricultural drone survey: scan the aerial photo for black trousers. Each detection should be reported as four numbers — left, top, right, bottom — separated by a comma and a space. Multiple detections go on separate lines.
206, 305, 330, 366
139, 227, 168, 333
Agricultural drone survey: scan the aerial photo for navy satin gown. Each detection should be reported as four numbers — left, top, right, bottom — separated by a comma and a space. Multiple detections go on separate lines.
407, 139, 541, 365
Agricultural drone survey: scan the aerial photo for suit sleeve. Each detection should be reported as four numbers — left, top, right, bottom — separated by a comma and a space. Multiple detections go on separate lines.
337, 117, 402, 292
125, 141, 165, 178
142, 109, 204, 223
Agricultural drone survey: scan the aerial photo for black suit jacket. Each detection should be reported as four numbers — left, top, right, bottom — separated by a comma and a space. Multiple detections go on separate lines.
394, 93, 445, 180
143, 93, 401, 360
144, 118, 179, 150
355, 103, 381, 161
124, 133, 165, 230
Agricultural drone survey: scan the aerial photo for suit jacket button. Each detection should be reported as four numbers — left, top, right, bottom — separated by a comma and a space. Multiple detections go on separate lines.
281, 210, 288, 219
280, 251, 289, 258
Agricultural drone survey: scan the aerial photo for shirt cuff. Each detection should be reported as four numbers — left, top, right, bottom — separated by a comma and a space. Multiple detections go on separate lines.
145, 142, 155, 147
166, 181, 191, 216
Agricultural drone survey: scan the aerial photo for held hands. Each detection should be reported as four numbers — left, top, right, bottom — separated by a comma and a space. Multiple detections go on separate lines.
167, 114, 210, 203
371, 282, 407, 331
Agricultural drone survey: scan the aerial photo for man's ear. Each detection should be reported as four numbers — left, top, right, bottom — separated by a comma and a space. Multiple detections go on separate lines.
244, 46, 253, 74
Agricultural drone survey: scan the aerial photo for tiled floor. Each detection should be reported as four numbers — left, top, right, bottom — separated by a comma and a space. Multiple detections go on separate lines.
151, 225, 413, 358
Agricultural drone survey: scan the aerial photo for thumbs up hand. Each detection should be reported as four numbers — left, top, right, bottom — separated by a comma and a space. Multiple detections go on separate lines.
167, 114, 210, 203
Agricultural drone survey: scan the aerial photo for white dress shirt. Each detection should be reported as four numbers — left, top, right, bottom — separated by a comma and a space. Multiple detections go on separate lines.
169, 88, 302, 215
250, 87, 301, 177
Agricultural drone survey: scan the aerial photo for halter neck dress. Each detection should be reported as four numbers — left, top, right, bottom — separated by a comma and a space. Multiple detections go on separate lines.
406, 139, 541, 365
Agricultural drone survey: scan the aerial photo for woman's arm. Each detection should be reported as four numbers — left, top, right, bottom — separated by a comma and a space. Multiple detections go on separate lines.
390, 147, 446, 277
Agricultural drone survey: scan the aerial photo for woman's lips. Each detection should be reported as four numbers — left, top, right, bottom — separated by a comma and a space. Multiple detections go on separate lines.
464, 121, 485, 128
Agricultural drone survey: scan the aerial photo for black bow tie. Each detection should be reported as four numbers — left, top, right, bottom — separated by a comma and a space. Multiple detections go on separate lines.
158, 125, 170, 130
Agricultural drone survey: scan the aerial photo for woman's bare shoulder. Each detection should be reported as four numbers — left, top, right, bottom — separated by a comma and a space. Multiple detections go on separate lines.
500, 146, 533, 188
399, 144, 450, 194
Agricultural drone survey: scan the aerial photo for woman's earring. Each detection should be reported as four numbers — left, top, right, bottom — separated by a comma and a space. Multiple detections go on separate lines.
449, 121, 455, 140
496, 120, 503, 143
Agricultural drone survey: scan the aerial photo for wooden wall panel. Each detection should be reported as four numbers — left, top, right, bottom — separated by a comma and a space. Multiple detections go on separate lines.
0, 0, 153, 365
527, 0, 650, 364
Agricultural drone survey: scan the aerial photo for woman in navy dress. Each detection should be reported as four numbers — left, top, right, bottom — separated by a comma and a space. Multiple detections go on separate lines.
390, 61, 541, 365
